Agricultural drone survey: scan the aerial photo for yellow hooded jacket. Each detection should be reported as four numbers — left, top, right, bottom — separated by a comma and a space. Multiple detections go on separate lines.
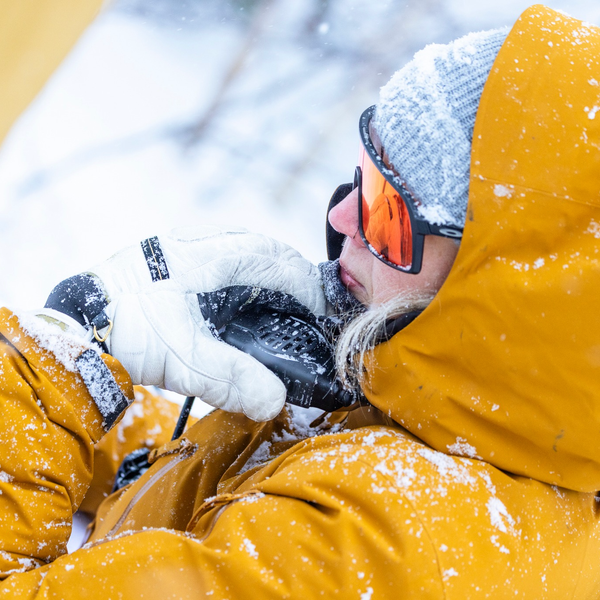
1, 5, 600, 599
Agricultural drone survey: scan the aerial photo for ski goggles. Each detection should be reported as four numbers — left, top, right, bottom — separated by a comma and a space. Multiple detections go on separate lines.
330, 105, 463, 274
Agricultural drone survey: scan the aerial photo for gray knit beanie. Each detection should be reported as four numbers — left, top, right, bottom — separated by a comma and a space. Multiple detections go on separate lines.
374, 28, 509, 229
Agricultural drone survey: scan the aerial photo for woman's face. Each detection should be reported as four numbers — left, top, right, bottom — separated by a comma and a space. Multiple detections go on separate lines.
328, 187, 459, 306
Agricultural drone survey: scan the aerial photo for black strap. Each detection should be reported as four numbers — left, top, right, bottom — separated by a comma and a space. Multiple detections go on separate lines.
76, 349, 132, 430
326, 183, 352, 261
141, 236, 170, 282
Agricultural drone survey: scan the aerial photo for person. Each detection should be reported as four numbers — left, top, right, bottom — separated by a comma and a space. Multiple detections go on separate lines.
0, 4, 600, 598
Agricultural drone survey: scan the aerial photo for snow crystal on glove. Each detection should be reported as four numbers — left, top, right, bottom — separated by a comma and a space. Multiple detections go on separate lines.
15, 311, 96, 372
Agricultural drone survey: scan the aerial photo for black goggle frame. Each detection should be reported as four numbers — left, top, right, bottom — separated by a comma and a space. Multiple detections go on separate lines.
356, 105, 463, 274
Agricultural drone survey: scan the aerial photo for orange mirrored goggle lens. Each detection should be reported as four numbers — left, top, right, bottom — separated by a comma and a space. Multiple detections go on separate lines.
358, 145, 413, 269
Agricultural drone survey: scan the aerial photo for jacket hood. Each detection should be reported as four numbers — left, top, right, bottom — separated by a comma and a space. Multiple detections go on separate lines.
364, 5, 600, 492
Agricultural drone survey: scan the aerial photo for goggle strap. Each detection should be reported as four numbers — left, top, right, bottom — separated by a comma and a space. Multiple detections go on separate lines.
326, 182, 353, 261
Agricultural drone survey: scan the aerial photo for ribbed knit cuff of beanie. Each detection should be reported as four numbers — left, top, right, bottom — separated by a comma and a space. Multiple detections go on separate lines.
374, 27, 509, 229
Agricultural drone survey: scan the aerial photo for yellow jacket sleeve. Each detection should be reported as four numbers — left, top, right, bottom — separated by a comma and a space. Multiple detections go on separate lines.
0, 308, 133, 578
79, 386, 187, 516
1, 419, 599, 598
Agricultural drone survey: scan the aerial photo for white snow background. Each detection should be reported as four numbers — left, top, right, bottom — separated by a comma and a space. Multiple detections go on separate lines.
0, 0, 597, 551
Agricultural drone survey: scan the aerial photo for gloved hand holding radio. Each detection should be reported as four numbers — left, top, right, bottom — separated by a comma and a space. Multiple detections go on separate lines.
42, 227, 326, 422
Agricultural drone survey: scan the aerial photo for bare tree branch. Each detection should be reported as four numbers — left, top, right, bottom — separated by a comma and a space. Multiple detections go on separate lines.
179, 0, 278, 148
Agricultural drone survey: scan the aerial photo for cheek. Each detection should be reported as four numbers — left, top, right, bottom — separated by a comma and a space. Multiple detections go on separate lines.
370, 262, 413, 305
369, 258, 444, 305
361, 237, 459, 306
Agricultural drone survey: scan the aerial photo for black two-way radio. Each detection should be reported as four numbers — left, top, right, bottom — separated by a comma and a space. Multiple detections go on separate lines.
199, 286, 357, 412
113, 286, 359, 492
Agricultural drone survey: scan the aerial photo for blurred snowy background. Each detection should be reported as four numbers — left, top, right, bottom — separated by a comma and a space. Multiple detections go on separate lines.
2, 0, 600, 312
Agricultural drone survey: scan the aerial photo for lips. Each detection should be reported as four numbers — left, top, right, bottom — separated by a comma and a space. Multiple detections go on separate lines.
339, 261, 365, 294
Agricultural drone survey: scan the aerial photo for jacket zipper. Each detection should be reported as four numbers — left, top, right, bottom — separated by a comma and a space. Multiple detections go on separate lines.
105, 445, 196, 538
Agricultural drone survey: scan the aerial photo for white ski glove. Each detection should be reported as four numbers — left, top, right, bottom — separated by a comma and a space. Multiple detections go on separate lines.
45, 226, 326, 422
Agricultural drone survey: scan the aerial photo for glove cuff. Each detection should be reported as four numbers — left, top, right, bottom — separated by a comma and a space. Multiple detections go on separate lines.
45, 273, 108, 326
45, 273, 111, 352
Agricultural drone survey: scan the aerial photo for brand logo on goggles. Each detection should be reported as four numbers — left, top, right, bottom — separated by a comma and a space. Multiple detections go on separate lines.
438, 227, 462, 238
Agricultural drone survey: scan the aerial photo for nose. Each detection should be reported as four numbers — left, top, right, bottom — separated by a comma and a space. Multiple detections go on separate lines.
328, 187, 360, 239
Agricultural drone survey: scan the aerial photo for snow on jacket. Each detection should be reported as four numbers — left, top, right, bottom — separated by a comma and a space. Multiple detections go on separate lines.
1, 5, 600, 599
